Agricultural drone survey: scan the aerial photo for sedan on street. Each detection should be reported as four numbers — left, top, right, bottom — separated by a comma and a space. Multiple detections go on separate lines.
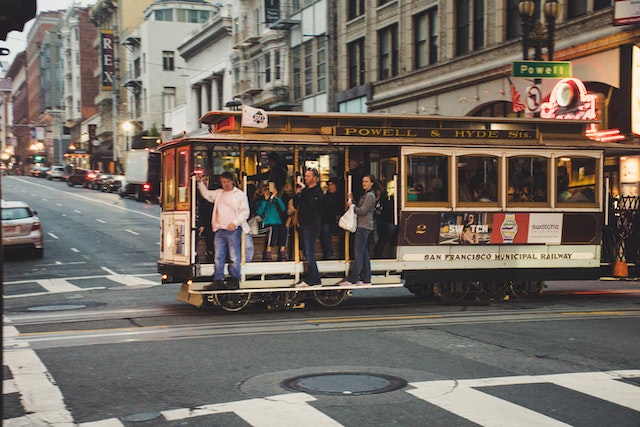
1, 200, 44, 258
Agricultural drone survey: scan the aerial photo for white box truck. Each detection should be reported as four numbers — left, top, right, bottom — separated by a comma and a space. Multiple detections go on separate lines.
121, 149, 161, 202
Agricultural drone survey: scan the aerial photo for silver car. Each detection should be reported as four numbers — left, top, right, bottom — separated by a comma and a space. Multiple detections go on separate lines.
1, 200, 44, 258
46, 165, 66, 180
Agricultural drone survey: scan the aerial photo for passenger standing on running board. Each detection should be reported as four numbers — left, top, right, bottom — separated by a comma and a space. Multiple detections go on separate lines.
338, 174, 376, 286
196, 171, 250, 290
293, 168, 323, 287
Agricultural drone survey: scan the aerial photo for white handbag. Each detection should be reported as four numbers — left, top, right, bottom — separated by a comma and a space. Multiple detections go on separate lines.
338, 205, 357, 232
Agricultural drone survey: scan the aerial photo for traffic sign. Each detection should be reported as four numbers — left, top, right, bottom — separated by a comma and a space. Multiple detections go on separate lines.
512, 61, 572, 78
525, 85, 542, 114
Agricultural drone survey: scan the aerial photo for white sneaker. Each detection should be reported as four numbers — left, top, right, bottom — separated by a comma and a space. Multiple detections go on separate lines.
337, 279, 353, 286
357, 281, 371, 286
294, 281, 310, 288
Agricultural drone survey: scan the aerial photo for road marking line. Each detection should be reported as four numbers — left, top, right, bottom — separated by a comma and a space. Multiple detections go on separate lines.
105, 275, 158, 286
3, 321, 74, 426
408, 370, 640, 427
4, 272, 157, 285
73, 209, 82, 214
36, 279, 84, 293
48, 232, 59, 239
7, 176, 160, 220
3, 379, 18, 394
77, 419, 125, 426
71, 248, 79, 252
96, 219, 106, 223
408, 379, 570, 427
162, 393, 342, 426
539, 371, 640, 412
125, 229, 139, 235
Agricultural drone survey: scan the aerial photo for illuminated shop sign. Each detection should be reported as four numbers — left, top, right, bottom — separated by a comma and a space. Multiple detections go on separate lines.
540, 78, 597, 120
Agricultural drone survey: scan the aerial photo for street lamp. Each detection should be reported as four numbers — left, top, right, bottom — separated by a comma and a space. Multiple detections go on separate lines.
519, 0, 560, 117
519, 0, 560, 61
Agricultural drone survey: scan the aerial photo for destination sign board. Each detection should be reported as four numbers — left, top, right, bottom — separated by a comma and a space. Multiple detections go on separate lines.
512, 61, 572, 78
335, 127, 537, 140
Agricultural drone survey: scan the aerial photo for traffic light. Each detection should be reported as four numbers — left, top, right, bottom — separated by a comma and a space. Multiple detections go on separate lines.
33, 155, 43, 162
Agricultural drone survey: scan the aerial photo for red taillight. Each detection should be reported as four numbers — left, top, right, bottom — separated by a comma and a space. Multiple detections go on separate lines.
31, 221, 41, 231
143, 183, 151, 192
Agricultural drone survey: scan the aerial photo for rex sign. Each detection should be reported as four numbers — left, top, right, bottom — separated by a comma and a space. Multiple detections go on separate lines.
512, 61, 572, 78
100, 30, 114, 91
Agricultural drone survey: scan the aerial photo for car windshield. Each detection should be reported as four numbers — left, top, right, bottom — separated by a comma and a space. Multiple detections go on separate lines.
2, 207, 32, 220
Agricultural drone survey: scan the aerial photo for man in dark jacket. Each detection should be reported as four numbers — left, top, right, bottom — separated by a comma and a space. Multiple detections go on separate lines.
293, 168, 323, 286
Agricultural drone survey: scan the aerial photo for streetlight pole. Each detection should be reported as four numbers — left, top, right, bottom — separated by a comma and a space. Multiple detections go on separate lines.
518, 0, 560, 117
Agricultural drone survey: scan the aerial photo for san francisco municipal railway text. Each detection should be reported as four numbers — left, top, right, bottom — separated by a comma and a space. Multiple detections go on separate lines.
424, 253, 572, 261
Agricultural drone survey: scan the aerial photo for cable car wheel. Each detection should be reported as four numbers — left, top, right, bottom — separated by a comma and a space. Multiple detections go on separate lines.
510, 280, 545, 299
434, 281, 470, 303
266, 291, 300, 310
481, 281, 509, 300
214, 292, 252, 312
405, 283, 435, 298
311, 289, 349, 307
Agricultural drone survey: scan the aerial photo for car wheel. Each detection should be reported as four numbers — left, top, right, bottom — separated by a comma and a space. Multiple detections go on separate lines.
34, 248, 44, 259
67, 181, 73, 187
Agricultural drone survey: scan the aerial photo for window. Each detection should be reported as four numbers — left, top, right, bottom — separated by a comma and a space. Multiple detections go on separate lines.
557, 157, 597, 204
163, 149, 176, 210
472, 0, 484, 50
457, 155, 498, 204
414, 8, 438, 69
505, 0, 521, 40
177, 9, 209, 23
162, 51, 175, 71
406, 154, 449, 204
348, 0, 365, 20
275, 50, 281, 80
379, 24, 398, 79
177, 147, 190, 208
155, 9, 173, 22
317, 37, 326, 92
265, 52, 271, 83
293, 46, 301, 99
163, 86, 177, 110
456, 0, 486, 55
304, 41, 313, 96
348, 38, 365, 88
456, 0, 470, 55
567, 0, 588, 19
507, 156, 549, 205
594, 0, 611, 10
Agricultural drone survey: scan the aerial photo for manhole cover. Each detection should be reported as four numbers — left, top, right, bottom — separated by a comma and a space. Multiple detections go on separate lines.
27, 305, 87, 311
122, 412, 161, 422
281, 372, 407, 396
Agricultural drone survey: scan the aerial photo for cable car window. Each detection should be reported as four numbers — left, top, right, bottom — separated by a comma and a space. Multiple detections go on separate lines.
177, 147, 190, 209
507, 156, 549, 205
163, 148, 176, 210
557, 156, 597, 204
457, 155, 498, 204
406, 154, 449, 204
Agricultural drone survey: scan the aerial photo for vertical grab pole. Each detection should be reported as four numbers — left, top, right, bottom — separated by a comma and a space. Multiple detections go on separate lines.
393, 174, 399, 226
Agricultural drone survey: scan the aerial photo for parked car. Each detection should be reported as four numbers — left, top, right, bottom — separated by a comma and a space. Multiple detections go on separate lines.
46, 165, 66, 181
30, 166, 49, 178
106, 175, 125, 193
90, 173, 114, 191
67, 169, 99, 187
1, 200, 44, 258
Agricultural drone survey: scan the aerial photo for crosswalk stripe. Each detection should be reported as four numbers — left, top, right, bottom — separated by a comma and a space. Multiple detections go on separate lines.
36, 279, 84, 293
408, 379, 570, 427
539, 371, 640, 412
105, 275, 158, 286
77, 419, 125, 427
162, 393, 342, 426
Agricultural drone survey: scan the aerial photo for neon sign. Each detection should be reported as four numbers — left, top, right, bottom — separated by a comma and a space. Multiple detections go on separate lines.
540, 78, 597, 120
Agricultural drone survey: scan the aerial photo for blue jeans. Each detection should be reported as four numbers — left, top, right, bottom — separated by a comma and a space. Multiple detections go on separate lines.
348, 227, 372, 283
300, 225, 321, 285
214, 228, 242, 280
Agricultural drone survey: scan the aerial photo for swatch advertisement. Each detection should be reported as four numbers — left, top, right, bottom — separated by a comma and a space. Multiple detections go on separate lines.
439, 213, 563, 245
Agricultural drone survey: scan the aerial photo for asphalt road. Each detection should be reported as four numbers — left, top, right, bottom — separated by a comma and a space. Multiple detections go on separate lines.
3, 175, 640, 427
